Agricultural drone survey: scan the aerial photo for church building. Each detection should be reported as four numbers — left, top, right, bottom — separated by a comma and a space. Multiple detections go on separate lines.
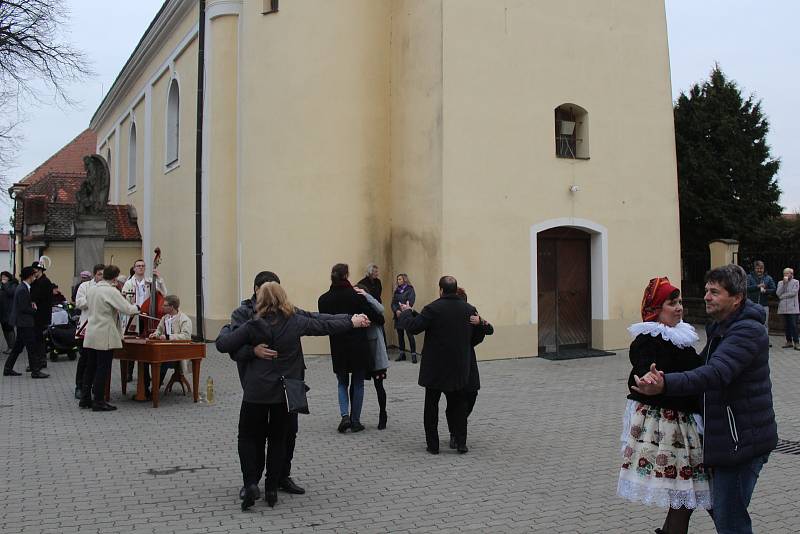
90, 0, 681, 357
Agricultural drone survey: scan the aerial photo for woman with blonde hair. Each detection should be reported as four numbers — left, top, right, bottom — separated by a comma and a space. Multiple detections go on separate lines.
216, 282, 370, 510
391, 273, 417, 362
776, 267, 800, 349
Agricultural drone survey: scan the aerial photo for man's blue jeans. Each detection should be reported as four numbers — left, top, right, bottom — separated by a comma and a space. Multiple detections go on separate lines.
336, 370, 365, 423
711, 454, 769, 534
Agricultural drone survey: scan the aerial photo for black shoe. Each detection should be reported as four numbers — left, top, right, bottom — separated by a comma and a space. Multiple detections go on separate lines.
337, 415, 351, 433
3, 369, 21, 376
395, 353, 406, 362
78, 398, 92, 409
426, 446, 439, 455
449, 435, 456, 449
350, 421, 365, 433
411, 353, 418, 364
378, 411, 387, 430
457, 443, 469, 454
265, 489, 278, 508
278, 477, 305, 495
240, 484, 260, 511
92, 401, 117, 412
30, 371, 49, 379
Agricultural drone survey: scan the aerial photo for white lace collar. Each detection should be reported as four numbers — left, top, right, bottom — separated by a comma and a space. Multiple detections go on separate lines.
627, 321, 699, 349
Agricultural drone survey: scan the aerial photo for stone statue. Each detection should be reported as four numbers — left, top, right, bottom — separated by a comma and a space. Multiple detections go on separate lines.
76, 154, 111, 216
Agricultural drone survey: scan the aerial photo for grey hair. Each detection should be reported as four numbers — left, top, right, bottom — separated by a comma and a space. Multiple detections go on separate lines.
366, 263, 378, 275
705, 264, 747, 297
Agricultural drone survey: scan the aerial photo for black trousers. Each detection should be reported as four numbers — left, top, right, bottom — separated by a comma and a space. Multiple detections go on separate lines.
4, 326, 42, 373
424, 388, 468, 449
396, 329, 416, 354
238, 401, 290, 490
76, 347, 89, 388
81, 348, 113, 402
1, 323, 14, 352
447, 390, 478, 436
281, 413, 298, 480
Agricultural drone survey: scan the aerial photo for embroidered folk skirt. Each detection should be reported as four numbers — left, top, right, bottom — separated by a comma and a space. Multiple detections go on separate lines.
617, 400, 712, 510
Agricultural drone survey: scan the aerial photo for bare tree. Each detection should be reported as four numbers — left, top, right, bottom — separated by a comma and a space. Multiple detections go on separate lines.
0, 0, 92, 185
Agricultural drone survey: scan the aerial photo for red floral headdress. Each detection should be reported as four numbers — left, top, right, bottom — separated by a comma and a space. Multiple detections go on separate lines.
640, 277, 679, 322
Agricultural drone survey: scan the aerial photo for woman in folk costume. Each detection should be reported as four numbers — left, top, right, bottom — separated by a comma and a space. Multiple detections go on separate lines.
617, 277, 712, 534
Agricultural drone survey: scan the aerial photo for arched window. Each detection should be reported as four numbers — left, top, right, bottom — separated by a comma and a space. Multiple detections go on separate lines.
166, 78, 180, 165
554, 104, 589, 159
128, 122, 137, 190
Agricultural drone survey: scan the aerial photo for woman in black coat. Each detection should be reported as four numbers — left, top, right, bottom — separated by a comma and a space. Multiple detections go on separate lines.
0, 271, 18, 353
216, 282, 368, 510
318, 263, 385, 433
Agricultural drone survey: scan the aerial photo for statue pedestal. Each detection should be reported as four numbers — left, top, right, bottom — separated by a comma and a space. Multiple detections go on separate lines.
74, 216, 108, 279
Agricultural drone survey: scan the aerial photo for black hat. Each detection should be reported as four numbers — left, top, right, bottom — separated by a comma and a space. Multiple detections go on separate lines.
21, 266, 36, 279
31, 261, 46, 271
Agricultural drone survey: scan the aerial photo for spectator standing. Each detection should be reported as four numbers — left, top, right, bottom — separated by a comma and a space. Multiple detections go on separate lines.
746, 260, 775, 343
775, 267, 800, 349
391, 273, 417, 363
0, 271, 18, 354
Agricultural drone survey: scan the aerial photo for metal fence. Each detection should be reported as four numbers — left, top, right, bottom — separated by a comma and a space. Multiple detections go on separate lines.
681, 252, 711, 298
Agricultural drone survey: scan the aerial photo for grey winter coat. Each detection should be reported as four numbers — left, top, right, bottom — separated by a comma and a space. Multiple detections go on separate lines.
776, 278, 800, 314
362, 292, 389, 372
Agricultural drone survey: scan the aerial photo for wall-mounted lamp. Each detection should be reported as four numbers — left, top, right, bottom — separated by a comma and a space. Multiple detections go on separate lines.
569, 185, 580, 193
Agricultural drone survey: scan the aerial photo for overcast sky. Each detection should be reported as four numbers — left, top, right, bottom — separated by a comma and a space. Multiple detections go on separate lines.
2, 0, 798, 230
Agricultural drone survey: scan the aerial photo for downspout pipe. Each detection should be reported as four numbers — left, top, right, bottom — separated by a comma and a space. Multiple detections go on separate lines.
194, 0, 206, 340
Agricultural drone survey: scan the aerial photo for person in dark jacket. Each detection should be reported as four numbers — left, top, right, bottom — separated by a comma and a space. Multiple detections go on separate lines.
318, 263, 385, 433
446, 287, 493, 450
397, 275, 475, 454
634, 265, 778, 534
0, 271, 18, 354
3, 267, 48, 378
30, 261, 53, 369
745, 260, 775, 331
356, 263, 383, 302
226, 270, 347, 496
391, 273, 417, 362
216, 282, 368, 510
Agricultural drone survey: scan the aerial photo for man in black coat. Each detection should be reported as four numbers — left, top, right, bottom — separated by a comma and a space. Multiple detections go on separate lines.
318, 263, 384, 433
397, 275, 475, 454
356, 263, 383, 302
4, 267, 48, 378
30, 261, 53, 368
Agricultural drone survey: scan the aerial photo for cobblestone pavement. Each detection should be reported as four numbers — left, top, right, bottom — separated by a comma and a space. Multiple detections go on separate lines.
1, 328, 798, 534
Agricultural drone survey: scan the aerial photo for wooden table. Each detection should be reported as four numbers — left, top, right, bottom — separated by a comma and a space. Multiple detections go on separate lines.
111, 338, 206, 408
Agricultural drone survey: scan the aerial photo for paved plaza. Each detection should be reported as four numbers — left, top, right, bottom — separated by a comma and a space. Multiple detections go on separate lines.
1, 329, 799, 534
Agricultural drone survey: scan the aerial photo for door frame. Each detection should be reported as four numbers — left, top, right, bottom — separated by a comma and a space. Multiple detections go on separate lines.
530, 218, 609, 334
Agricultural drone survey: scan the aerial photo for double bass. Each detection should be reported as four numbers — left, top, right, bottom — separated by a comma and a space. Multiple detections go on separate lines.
127, 247, 165, 337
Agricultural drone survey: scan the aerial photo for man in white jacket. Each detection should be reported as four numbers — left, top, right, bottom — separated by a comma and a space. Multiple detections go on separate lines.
74, 264, 104, 399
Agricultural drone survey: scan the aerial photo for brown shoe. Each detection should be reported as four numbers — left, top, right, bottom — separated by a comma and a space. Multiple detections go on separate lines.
782, 342, 793, 348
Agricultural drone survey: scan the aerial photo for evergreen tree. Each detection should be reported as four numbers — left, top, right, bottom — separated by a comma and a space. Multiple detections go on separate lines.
675, 66, 781, 253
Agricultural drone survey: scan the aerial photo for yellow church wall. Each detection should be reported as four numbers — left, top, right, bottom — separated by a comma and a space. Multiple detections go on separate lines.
437, 0, 680, 353
40, 244, 73, 296
146, 40, 198, 322
235, 1, 392, 352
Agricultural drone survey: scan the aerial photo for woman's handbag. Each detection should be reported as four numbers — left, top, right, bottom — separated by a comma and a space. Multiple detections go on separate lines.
281, 376, 310, 414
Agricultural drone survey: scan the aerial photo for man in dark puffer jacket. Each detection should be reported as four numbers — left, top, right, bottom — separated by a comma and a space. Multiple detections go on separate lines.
633, 264, 777, 534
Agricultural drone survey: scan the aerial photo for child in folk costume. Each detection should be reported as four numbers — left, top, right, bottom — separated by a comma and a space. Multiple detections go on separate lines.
617, 277, 712, 534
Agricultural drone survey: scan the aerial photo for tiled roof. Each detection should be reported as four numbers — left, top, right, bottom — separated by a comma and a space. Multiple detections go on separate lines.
18, 129, 96, 186
19, 173, 84, 203
39, 203, 141, 242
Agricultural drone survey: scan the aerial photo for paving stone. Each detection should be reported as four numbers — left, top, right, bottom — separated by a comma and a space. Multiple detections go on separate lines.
1, 330, 799, 532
